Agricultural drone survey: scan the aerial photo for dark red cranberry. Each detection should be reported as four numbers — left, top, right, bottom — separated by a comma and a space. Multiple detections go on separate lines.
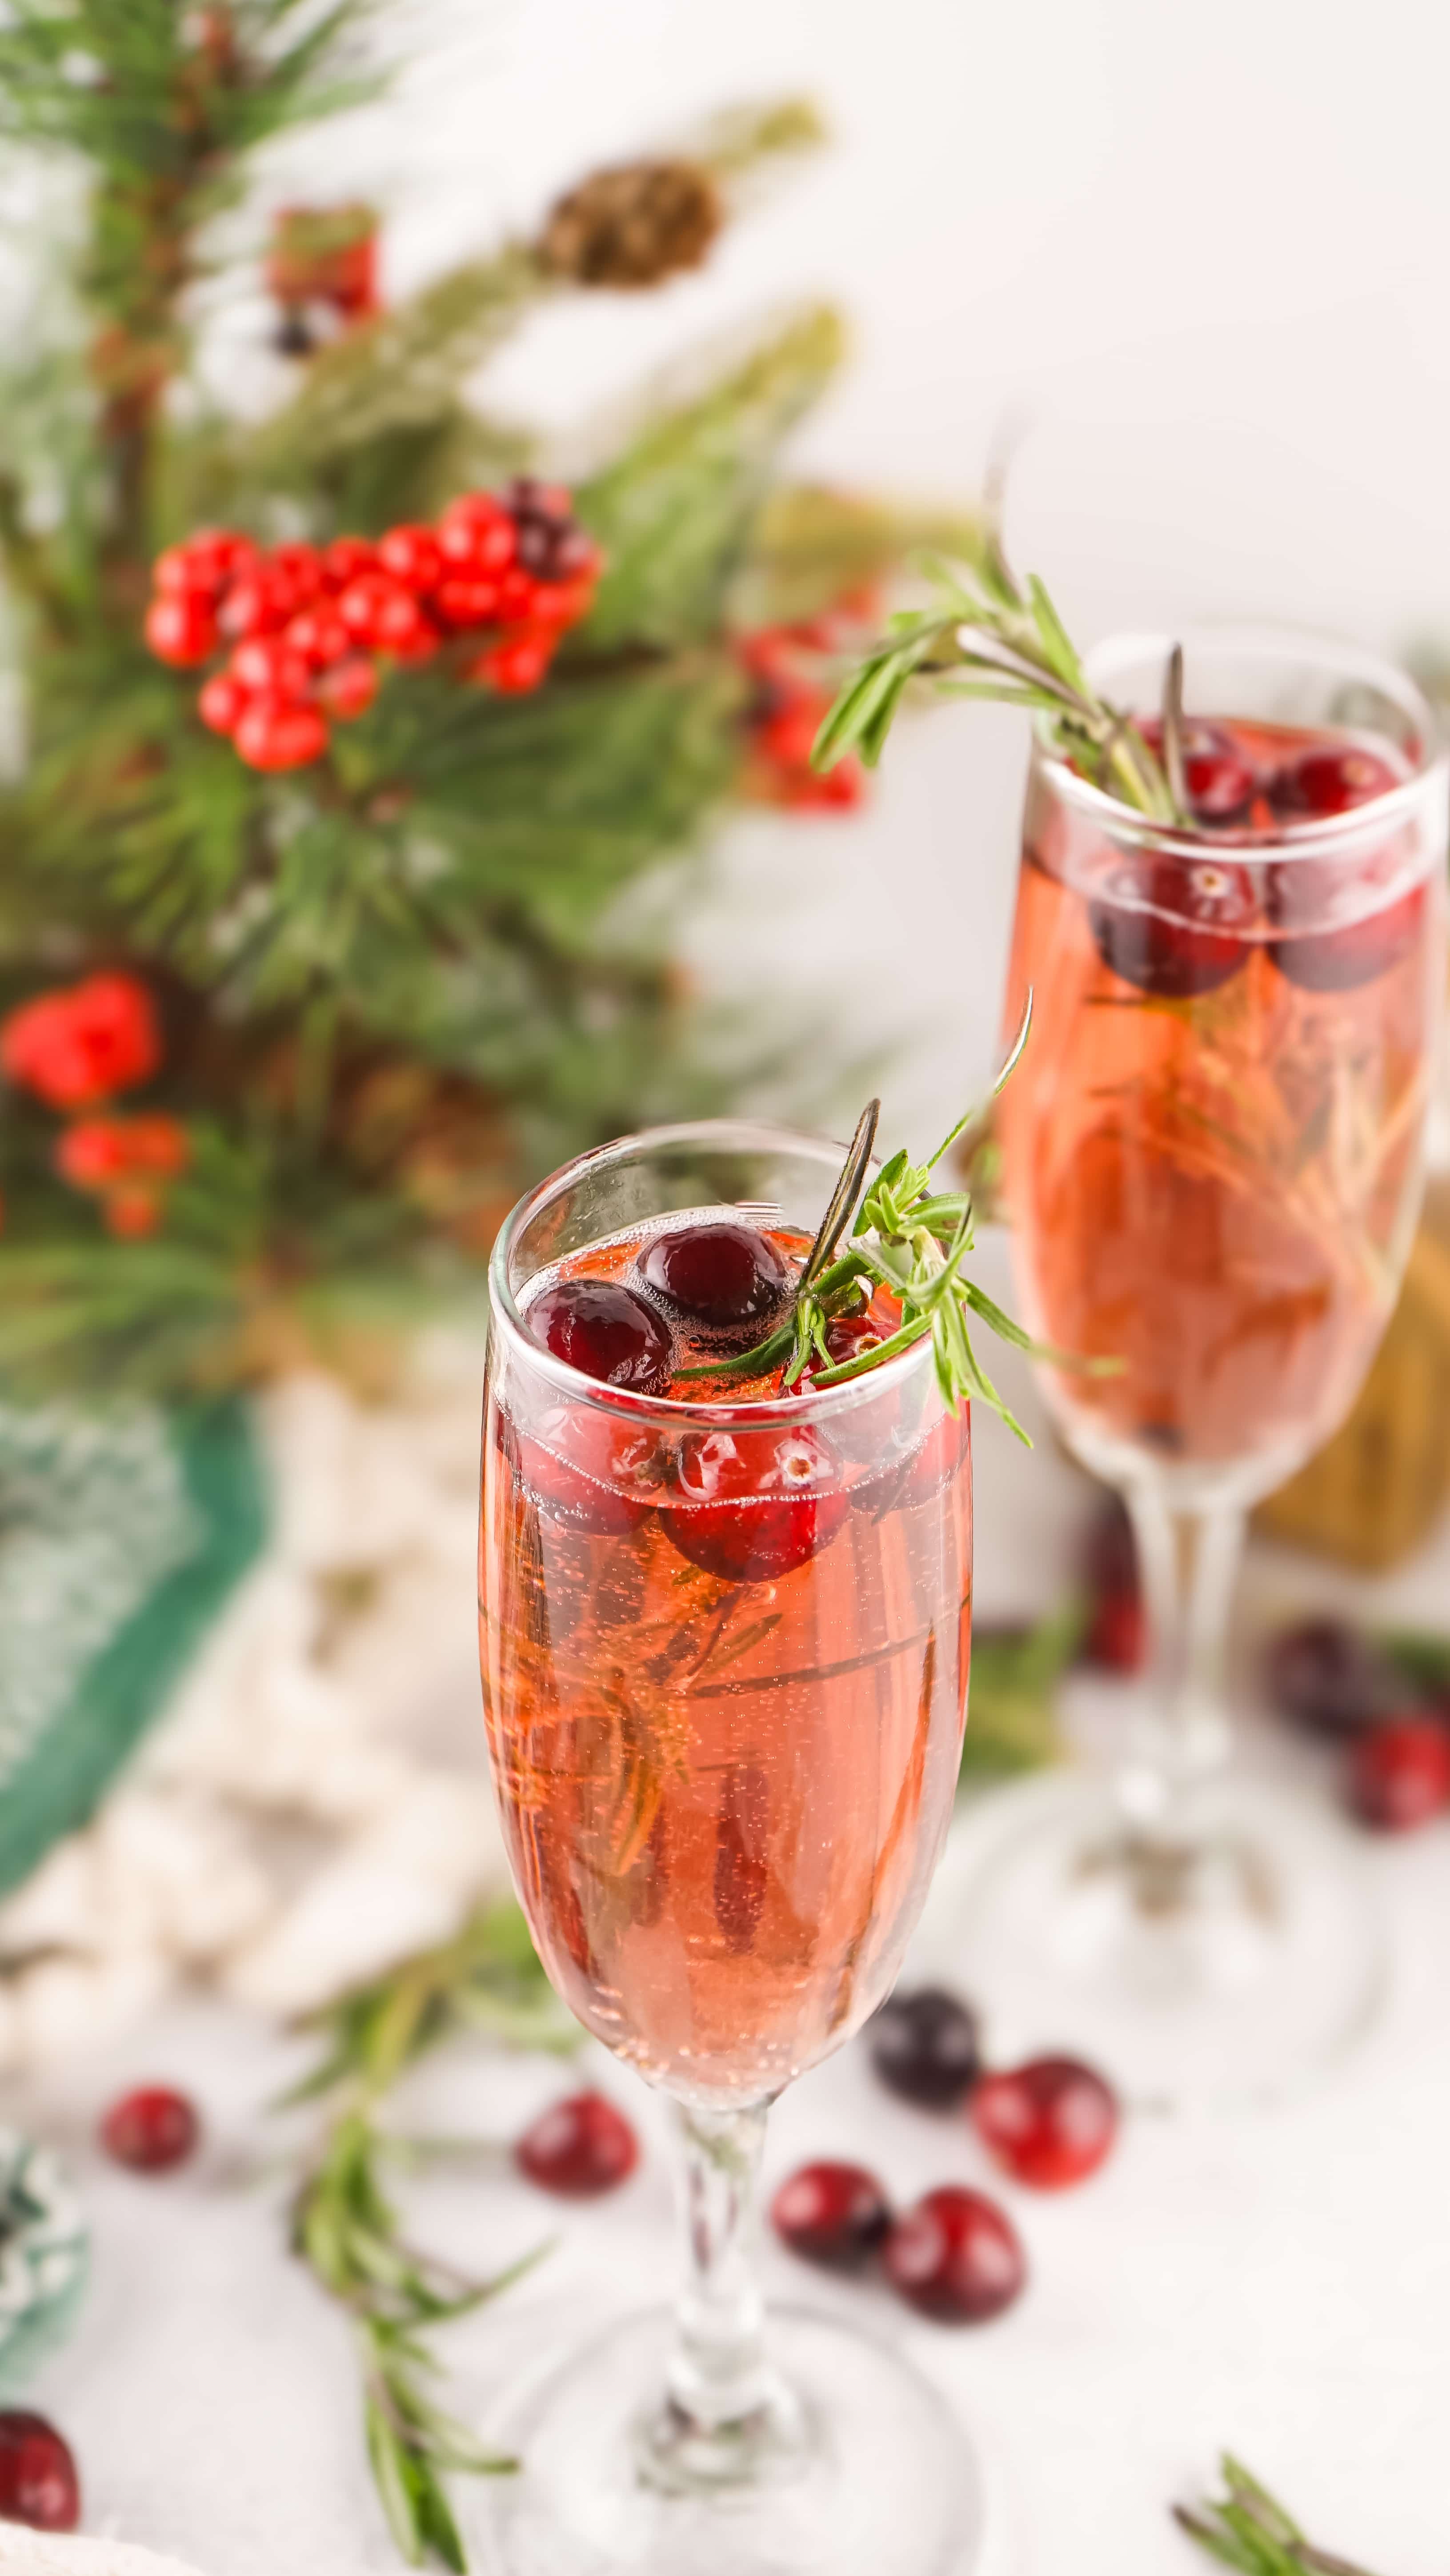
527, 1276, 672, 1395
1268, 864, 1424, 993
0, 2413, 80, 2532
639, 1220, 791, 1328
771, 2161, 892, 2272
1089, 855, 1257, 998
514, 1406, 661, 1535
782, 1310, 883, 1394
1268, 744, 1400, 821
869, 1985, 981, 2109
515, 2090, 639, 2197
1140, 715, 1258, 823
100, 2085, 200, 2173
1263, 1618, 1402, 1741
1082, 1499, 1144, 1673
884, 2186, 1025, 2324
970, 2054, 1119, 2189
662, 1422, 849, 1581
1347, 1719, 1450, 1832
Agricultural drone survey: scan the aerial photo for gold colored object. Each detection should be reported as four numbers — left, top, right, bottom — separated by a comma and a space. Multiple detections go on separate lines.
1255, 1176, 1450, 1568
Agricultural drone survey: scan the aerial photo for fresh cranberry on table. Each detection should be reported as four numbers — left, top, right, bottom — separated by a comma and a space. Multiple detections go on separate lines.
1088, 855, 1257, 998
1262, 1618, 1402, 1741
869, 1986, 981, 2109
526, 1276, 673, 1396
515, 2091, 639, 2197
1139, 715, 1258, 824
100, 2085, 200, 2173
0, 2412, 80, 2532
970, 2054, 1119, 2189
1347, 1718, 1450, 1832
884, 2186, 1025, 2324
1267, 744, 1400, 821
639, 1219, 791, 1329
770, 2161, 892, 2272
662, 1422, 849, 1581
1081, 1498, 1145, 1674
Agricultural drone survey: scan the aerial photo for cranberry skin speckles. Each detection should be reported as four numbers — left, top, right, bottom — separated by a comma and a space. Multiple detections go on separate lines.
1348, 1719, 1450, 1832
527, 1276, 672, 1395
771, 2162, 892, 2273
1269, 744, 1400, 821
869, 1986, 981, 2109
100, 2085, 200, 2173
970, 2055, 1118, 2189
639, 1219, 791, 1328
515, 2091, 639, 2197
1089, 855, 1257, 999
1140, 716, 1258, 824
884, 2187, 1025, 2324
0, 2413, 80, 2532
662, 1423, 849, 1581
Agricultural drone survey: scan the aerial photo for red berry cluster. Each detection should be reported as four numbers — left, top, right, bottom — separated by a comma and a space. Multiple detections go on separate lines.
771, 1985, 1118, 2325
144, 481, 603, 771
736, 593, 876, 811
0, 971, 184, 1238
1265, 1617, 1450, 1832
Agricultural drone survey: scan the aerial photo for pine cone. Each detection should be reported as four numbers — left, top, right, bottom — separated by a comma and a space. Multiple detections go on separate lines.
540, 159, 722, 289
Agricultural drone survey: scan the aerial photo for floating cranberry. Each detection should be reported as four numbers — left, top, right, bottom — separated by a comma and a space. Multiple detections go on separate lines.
970, 2054, 1119, 2189
1089, 855, 1257, 998
1263, 1618, 1402, 1741
515, 2090, 638, 2197
869, 1985, 981, 2109
526, 1276, 673, 1396
640, 1219, 791, 1329
783, 1311, 883, 1397
1348, 1719, 1450, 1832
771, 2161, 892, 2272
0, 2413, 80, 2532
1140, 716, 1258, 823
514, 1406, 661, 1535
1267, 860, 1424, 992
1268, 744, 1400, 821
1082, 1499, 1145, 1673
662, 1422, 849, 1581
100, 2085, 200, 2173
884, 2186, 1025, 2324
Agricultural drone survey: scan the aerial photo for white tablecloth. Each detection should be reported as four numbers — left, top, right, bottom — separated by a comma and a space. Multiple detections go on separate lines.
9, 1280, 1450, 2576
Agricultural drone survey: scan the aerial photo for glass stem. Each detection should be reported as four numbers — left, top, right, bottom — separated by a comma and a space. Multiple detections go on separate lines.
1116, 1487, 1246, 1840
665, 2102, 775, 2435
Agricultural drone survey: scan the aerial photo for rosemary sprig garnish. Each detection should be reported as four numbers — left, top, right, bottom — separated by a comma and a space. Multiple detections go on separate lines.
809, 521, 1183, 823
286, 1901, 581, 2571
1174, 2456, 1382, 2576
678, 1001, 1109, 1441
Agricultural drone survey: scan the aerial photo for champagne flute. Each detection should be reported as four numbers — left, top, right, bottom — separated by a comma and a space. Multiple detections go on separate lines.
477, 1120, 983, 2576
964, 627, 1447, 2109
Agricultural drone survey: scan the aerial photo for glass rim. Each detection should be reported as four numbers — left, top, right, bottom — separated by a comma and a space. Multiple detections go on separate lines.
1034, 620, 1449, 859
487, 1115, 942, 1427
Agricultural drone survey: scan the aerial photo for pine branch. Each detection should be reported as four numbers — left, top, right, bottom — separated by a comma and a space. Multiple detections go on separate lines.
733, 482, 983, 631
579, 306, 846, 649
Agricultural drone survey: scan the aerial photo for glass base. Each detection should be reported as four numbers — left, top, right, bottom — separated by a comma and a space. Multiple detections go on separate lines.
935, 1772, 1387, 2113
473, 2305, 986, 2576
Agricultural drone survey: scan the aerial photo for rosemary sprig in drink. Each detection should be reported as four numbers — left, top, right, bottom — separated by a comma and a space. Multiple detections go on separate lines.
678, 1004, 1108, 1441
809, 523, 1184, 822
